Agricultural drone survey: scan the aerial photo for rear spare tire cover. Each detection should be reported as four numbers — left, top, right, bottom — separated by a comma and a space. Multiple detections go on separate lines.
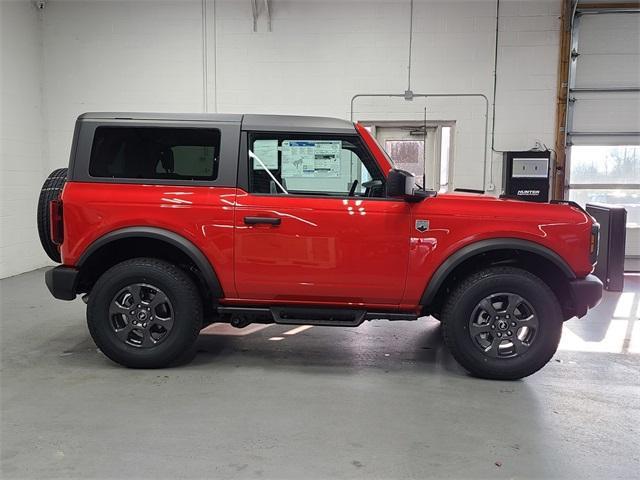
37, 168, 68, 262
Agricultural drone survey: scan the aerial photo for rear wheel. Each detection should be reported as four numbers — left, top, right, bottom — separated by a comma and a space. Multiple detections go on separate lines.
87, 258, 202, 368
37, 168, 67, 262
441, 266, 562, 380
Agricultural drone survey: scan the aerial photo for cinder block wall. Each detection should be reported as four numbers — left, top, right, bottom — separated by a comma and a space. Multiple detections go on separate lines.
1, 1, 50, 278
1, 0, 561, 277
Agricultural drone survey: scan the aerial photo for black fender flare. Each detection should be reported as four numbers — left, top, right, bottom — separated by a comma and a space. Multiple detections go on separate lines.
420, 238, 576, 306
77, 226, 224, 298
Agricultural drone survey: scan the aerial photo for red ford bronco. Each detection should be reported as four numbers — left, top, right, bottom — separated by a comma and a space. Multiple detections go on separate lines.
39, 113, 602, 379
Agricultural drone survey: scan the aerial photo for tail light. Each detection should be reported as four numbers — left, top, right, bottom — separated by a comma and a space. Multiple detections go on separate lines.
589, 222, 600, 265
49, 199, 64, 245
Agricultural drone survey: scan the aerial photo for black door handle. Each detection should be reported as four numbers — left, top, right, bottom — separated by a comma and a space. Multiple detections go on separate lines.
244, 216, 281, 225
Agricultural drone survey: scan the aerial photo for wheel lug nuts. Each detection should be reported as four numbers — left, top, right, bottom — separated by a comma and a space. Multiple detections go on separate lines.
506, 315, 510, 319
507, 330, 512, 336
495, 316, 499, 320
511, 321, 516, 327
497, 332, 502, 337
491, 325, 495, 329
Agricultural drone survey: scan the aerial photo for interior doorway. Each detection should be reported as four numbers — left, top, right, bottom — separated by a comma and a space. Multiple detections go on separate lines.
364, 121, 454, 192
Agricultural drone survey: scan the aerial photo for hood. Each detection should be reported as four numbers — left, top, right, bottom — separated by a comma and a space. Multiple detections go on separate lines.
422, 192, 591, 224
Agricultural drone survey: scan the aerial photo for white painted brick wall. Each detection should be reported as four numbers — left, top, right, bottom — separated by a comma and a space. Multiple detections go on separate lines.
0, 0, 51, 278
1, 0, 561, 276
42, 0, 205, 172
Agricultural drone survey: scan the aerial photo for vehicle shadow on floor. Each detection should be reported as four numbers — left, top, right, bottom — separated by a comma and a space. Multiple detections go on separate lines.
189, 321, 468, 377
54, 319, 467, 378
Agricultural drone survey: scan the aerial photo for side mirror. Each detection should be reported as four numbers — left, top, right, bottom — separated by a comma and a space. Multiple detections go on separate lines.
386, 169, 436, 202
386, 169, 416, 198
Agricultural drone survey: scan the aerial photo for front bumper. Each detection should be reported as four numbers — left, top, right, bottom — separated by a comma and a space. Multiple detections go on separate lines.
567, 274, 603, 318
45, 266, 79, 301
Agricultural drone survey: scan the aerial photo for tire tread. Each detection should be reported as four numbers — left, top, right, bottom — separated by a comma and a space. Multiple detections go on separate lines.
87, 257, 202, 368
441, 266, 562, 380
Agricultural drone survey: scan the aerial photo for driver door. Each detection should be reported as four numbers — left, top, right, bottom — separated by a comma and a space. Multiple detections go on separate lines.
233, 131, 412, 306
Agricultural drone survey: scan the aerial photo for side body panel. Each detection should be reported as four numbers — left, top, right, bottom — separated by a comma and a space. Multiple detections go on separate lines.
402, 193, 594, 306
60, 183, 238, 298
232, 190, 412, 308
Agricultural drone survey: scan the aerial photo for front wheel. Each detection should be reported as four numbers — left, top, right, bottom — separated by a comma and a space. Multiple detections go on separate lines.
87, 258, 202, 368
441, 266, 562, 380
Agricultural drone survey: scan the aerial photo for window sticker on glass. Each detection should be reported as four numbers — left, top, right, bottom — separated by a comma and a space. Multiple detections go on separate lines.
281, 140, 341, 177
252, 139, 279, 169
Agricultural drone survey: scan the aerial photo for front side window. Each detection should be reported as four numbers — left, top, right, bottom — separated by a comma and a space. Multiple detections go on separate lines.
89, 126, 221, 181
247, 134, 385, 197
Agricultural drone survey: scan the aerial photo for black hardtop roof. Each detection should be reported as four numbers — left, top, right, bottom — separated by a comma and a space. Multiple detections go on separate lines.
77, 112, 356, 134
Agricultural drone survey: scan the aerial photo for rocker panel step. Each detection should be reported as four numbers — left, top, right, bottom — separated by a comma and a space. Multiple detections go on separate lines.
271, 307, 366, 327
216, 306, 419, 327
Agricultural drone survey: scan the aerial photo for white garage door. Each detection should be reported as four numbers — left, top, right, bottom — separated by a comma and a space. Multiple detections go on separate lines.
567, 10, 640, 268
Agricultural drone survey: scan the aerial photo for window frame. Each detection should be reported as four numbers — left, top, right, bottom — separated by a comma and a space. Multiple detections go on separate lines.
88, 125, 222, 182
71, 118, 239, 187
238, 130, 390, 200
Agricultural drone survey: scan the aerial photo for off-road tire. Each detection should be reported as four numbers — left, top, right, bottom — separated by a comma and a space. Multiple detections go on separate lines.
37, 168, 68, 262
441, 266, 563, 380
87, 258, 202, 368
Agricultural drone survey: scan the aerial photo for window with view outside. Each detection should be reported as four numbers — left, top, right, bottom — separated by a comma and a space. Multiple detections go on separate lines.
568, 146, 640, 228
384, 140, 425, 179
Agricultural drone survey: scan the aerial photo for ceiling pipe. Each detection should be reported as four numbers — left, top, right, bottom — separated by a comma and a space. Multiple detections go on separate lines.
406, 0, 414, 99
202, 0, 208, 112
251, 0, 258, 32
264, 0, 271, 31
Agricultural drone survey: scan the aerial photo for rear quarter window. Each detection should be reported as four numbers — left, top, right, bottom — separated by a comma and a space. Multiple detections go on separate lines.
89, 126, 221, 181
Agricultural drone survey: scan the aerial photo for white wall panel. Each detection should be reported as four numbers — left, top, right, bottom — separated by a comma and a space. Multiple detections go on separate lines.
0, 0, 50, 278
42, 0, 205, 171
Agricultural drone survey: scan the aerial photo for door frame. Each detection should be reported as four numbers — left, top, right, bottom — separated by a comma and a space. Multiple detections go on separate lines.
233, 130, 413, 305
360, 120, 456, 192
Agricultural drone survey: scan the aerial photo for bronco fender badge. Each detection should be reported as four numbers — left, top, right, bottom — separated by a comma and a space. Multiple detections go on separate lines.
415, 220, 429, 232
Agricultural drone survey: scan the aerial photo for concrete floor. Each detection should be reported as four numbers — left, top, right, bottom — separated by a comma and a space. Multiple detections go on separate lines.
1, 269, 639, 479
